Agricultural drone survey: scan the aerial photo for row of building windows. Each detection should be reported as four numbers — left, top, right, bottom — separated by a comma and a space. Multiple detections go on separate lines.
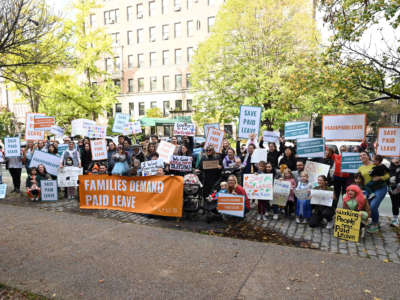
125, 74, 191, 93
115, 99, 193, 117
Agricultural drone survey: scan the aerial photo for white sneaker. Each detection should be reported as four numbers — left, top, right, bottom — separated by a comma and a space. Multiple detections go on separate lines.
257, 214, 262, 221
262, 215, 268, 221
273, 214, 279, 220
326, 220, 334, 229
296, 217, 301, 224
391, 217, 399, 228
264, 212, 269, 217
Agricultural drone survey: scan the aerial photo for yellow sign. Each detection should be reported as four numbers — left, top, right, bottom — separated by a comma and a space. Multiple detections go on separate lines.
334, 208, 361, 242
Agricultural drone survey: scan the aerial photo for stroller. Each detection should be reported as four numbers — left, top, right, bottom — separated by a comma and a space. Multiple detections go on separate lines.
183, 173, 204, 217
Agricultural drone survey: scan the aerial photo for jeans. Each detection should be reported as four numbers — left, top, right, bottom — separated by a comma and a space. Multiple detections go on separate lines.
369, 185, 387, 224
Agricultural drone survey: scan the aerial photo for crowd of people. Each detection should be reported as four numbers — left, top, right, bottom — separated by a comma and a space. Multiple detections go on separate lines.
2, 132, 400, 235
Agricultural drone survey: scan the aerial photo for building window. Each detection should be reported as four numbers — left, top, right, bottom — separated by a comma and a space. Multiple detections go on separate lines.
115, 103, 122, 113
197, 20, 201, 30
104, 9, 119, 25
139, 102, 145, 116
137, 53, 144, 68
187, 99, 192, 111
174, 0, 181, 11
89, 14, 96, 28
162, 0, 168, 14
175, 99, 182, 111
151, 101, 157, 108
114, 56, 121, 71
175, 74, 182, 89
127, 6, 132, 21
164, 125, 171, 137
149, 26, 156, 42
105, 58, 112, 72
163, 75, 170, 90
137, 28, 144, 43
162, 50, 169, 65
175, 48, 182, 65
129, 102, 134, 115
208, 16, 215, 32
137, 3, 143, 19
187, 20, 194, 37
187, 47, 194, 62
149, 52, 157, 67
128, 55, 134, 68
150, 76, 157, 91
110, 32, 120, 46
162, 24, 169, 40
127, 30, 133, 45
163, 101, 170, 116
174, 22, 181, 38
128, 79, 134, 92
187, 0, 193, 9
186, 73, 191, 88
138, 78, 145, 92
149, 1, 156, 16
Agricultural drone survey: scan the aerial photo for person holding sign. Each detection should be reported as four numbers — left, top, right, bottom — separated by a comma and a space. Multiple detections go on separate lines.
6, 153, 23, 194
295, 172, 312, 224
198, 146, 222, 199
342, 185, 371, 230
309, 175, 336, 228
26, 167, 41, 201
226, 175, 250, 212
112, 145, 130, 176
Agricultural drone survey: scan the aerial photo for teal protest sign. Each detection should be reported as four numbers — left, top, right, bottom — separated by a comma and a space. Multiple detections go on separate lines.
297, 138, 325, 158
284, 121, 310, 139
238, 106, 262, 139
341, 152, 362, 173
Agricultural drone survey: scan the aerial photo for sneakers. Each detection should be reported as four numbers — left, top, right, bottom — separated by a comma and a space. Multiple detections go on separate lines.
262, 215, 268, 221
360, 227, 366, 239
296, 217, 301, 224
367, 224, 379, 233
257, 214, 262, 221
367, 193, 376, 200
301, 219, 308, 224
390, 217, 399, 228
273, 214, 279, 220
326, 220, 334, 229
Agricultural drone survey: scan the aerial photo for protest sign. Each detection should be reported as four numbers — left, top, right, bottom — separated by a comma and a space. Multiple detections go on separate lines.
377, 127, 400, 157
262, 131, 280, 144
123, 121, 143, 135
33, 116, 55, 131
71, 119, 96, 137
304, 161, 330, 184
4, 137, 21, 157
284, 121, 310, 139
238, 106, 262, 139
0, 151, 4, 163
296, 138, 325, 158
341, 152, 362, 173
243, 173, 273, 200
157, 141, 176, 164
310, 189, 333, 206
79, 174, 184, 217
57, 166, 83, 187
204, 128, 224, 153
202, 160, 219, 170
25, 113, 45, 140
141, 159, 164, 176
40, 180, 58, 201
133, 121, 142, 134
294, 189, 310, 200
322, 114, 366, 141
170, 155, 193, 172
112, 113, 130, 133
0, 184, 7, 199
173, 122, 195, 136
217, 193, 245, 217
29, 151, 61, 176
50, 125, 64, 137
87, 125, 106, 139
57, 144, 68, 156
251, 149, 268, 163
334, 208, 362, 242
272, 180, 291, 206
90, 139, 107, 161
204, 123, 219, 137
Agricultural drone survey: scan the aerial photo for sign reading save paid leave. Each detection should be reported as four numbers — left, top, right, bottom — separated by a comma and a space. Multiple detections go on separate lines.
377, 127, 400, 157
334, 208, 361, 242
238, 106, 262, 139
217, 193, 245, 217
90, 139, 107, 161
79, 175, 183, 217
4, 137, 20, 157
322, 114, 366, 141
204, 127, 224, 153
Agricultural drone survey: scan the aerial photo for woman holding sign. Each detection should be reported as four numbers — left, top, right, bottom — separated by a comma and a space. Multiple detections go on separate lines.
198, 146, 222, 199
227, 175, 250, 213
309, 175, 336, 228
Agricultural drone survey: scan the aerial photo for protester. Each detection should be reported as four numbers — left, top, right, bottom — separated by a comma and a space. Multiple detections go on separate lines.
389, 158, 400, 227
107, 142, 117, 174
112, 145, 130, 175
60, 141, 81, 168
292, 160, 305, 183
226, 174, 250, 213
309, 175, 336, 228
145, 142, 157, 161
256, 161, 268, 220
80, 143, 92, 174
279, 144, 296, 171
332, 145, 351, 208
23, 141, 35, 172
198, 145, 222, 199
295, 171, 312, 224
7, 153, 23, 193
281, 168, 297, 216
26, 167, 41, 201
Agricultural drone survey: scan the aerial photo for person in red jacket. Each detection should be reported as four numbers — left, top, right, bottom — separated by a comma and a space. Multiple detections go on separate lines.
332, 145, 351, 209
226, 174, 250, 213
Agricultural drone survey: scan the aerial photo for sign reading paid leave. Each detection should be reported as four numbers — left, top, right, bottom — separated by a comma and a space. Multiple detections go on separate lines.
203, 123, 219, 137
243, 173, 273, 200
157, 141, 176, 164
34, 116, 55, 131
40, 180, 58, 201
284, 121, 310, 139
79, 174, 183, 217
204, 127, 224, 153
322, 114, 366, 141
334, 208, 361, 242
90, 139, 107, 160
377, 127, 400, 157
4, 137, 21, 157
217, 193, 245, 217
238, 106, 262, 139
173, 122, 195, 136
26, 113, 45, 140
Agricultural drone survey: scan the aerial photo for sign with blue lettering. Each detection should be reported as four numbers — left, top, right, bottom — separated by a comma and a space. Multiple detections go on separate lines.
284, 121, 310, 139
4, 137, 21, 157
297, 138, 325, 158
40, 180, 58, 201
112, 113, 130, 134
238, 106, 262, 139
341, 152, 362, 173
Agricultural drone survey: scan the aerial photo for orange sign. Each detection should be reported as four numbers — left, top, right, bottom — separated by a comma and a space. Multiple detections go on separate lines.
217, 193, 245, 217
79, 175, 183, 217
34, 116, 55, 130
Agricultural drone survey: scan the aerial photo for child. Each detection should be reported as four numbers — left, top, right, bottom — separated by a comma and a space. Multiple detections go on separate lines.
26, 167, 41, 202
364, 155, 389, 200
219, 181, 228, 193
295, 171, 312, 224
256, 161, 268, 221
65, 157, 76, 200
282, 168, 297, 217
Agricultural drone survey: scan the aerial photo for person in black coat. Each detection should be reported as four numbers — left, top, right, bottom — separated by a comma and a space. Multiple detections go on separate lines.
197, 146, 222, 198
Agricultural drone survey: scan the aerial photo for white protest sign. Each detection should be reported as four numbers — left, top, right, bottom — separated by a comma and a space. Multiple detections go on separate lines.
141, 159, 164, 176
204, 123, 219, 137
243, 173, 273, 200
377, 127, 400, 157
4, 137, 21, 157
251, 148, 268, 163
341, 152, 362, 173
294, 189, 310, 200
322, 114, 366, 141
112, 113, 130, 133
157, 141, 176, 164
284, 121, 310, 139
57, 167, 83, 187
173, 122, 195, 136
133, 121, 142, 134
170, 155, 193, 172
25, 113, 45, 140
90, 139, 107, 161
0, 151, 4, 163
296, 138, 325, 158
272, 180, 291, 206
263, 131, 280, 144
204, 128, 225, 153
238, 106, 262, 139
50, 125, 64, 137
304, 161, 331, 184
40, 180, 58, 201
29, 151, 61, 176
123, 121, 143, 135
0, 184, 7, 199
71, 119, 96, 137
310, 189, 333, 207
87, 125, 106, 139
217, 193, 245, 218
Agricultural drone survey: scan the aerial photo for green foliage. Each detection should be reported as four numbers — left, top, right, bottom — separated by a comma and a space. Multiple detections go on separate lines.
145, 107, 163, 118
0, 107, 17, 137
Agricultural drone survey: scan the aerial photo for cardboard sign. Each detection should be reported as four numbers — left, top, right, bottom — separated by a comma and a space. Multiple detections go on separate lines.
71, 119, 96, 137
243, 173, 273, 200
204, 128, 225, 153
322, 114, 366, 141
204, 123, 219, 137
90, 139, 107, 161
40, 180, 58, 201
263, 131, 280, 144
34, 116, 55, 131
157, 141, 176, 164
141, 159, 164, 176
341, 152, 362, 173
57, 166, 83, 187
0, 184, 7, 199
334, 208, 362, 242
173, 122, 195, 136
4, 137, 21, 157
79, 174, 184, 217
310, 189, 333, 206
87, 125, 106, 139
272, 180, 291, 206
202, 160, 219, 170
112, 113, 130, 133
251, 149, 268, 163
296, 138, 325, 158
284, 121, 310, 139
50, 125, 64, 137
29, 151, 61, 176
377, 127, 400, 157
25, 113, 45, 140
217, 193, 245, 217
238, 105, 262, 139
170, 155, 193, 172
304, 161, 330, 184
294, 189, 310, 200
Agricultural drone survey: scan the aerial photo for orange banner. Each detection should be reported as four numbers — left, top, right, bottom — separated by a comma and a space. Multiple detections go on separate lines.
79, 175, 183, 217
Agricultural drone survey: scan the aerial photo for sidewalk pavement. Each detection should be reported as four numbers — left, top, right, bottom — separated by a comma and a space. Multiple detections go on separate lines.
1, 205, 400, 300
